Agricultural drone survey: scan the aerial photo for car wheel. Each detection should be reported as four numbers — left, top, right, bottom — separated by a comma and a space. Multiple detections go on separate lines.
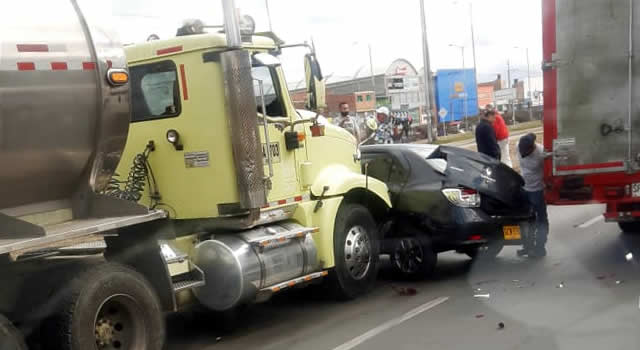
463, 241, 504, 260
390, 236, 437, 280
328, 203, 379, 300
619, 222, 640, 234
43, 263, 165, 350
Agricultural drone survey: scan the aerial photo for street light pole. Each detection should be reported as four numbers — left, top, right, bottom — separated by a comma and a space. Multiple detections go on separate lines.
514, 46, 533, 121
419, 0, 434, 142
265, 0, 273, 32
368, 44, 376, 94
450, 44, 467, 130
469, 3, 478, 110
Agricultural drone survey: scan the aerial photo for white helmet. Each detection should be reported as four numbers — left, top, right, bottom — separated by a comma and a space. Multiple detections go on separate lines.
376, 106, 390, 116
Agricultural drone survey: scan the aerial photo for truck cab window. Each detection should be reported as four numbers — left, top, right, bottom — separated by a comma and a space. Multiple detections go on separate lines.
252, 66, 284, 117
130, 60, 181, 122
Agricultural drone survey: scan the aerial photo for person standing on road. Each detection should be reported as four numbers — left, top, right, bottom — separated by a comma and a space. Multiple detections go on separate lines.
487, 104, 512, 167
475, 109, 501, 160
374, 106, 394, 144
334, 102, 360, 141
517, 133, 550, 258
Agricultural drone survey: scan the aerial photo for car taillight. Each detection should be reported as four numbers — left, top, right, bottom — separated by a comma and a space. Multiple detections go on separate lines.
442, 187, 481, 207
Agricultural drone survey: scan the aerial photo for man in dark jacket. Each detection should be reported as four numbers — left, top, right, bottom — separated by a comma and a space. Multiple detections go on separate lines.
475, 110, 501, 160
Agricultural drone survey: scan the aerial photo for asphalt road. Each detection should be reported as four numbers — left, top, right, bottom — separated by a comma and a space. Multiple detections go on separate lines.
167, 204, 640, 350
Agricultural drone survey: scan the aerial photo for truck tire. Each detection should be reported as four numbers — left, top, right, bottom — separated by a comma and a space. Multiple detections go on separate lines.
619, 222, 640, 234
328, 203, 380, 300
0, 314, 27, 350
390, 235, 437, 280
43, 263, 164, 350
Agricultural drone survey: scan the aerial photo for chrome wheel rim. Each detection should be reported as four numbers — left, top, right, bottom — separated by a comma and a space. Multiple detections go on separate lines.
344, 225, 372, 280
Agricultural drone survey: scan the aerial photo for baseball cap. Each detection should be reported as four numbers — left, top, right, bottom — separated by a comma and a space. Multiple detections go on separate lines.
376, 106, 390, 116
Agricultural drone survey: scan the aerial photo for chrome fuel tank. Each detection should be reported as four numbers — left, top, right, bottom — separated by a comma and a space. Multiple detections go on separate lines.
0, 0, 130, 211
193, 222, 319, 311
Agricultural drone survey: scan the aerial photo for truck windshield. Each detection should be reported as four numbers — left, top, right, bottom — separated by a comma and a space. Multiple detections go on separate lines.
130, 60, 181, 122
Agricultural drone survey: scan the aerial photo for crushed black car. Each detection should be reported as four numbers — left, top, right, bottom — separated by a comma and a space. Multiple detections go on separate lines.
361, 144, 533, 279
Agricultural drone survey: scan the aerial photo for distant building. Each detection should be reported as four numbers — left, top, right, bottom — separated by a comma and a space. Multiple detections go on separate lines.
477, 85, 494, 109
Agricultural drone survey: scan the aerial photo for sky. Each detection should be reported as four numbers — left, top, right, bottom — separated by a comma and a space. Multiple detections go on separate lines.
100, 0, 544, 93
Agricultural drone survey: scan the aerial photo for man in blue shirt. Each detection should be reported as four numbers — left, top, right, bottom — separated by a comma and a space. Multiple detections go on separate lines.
475, 110, 501, 160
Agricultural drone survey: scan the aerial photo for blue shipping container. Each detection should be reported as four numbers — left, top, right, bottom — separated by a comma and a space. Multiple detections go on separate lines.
434, 69, 478, 123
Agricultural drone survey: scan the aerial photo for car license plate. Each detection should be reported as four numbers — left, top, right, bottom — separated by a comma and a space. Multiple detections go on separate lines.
503, 225, 521, 240
633, 183, 640, 197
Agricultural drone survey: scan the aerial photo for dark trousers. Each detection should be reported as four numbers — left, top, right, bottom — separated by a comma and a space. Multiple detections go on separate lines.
524, 190, 549, 251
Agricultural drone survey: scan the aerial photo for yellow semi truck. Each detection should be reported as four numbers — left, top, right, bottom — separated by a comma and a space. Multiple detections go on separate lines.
0, 1, 390, 349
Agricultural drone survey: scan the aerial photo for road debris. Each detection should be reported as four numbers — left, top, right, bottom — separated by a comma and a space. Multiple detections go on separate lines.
475, 314, 485, 318
497, 322, 505, 330
616, 280, 623, 285
473, 293, 491, 299
512, 279, 520, 283
392, 286, 418, 296
626, 252, 634, 261
556, 281, 565, 288
596, 275, 606, 280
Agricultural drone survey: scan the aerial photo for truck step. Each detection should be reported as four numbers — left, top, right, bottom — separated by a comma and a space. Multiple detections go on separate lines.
255, 271, 328, 302
58, 239, 107, 254
173, 279, 205, 292
246, 227, 319, 247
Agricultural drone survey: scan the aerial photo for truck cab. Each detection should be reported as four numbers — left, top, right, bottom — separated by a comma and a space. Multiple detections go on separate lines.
116, 24, 391, 311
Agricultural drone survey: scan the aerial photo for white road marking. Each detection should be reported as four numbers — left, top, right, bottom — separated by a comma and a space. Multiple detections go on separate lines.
576, 215, 604, 229
332, 296, 449, 350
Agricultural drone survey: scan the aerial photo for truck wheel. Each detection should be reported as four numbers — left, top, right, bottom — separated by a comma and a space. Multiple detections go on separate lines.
462, 241, 504, 260
0, 314, 27, 350
390, 236, 437, 280
328, 203, 379, 300
619, 222, 640, 234
44, 263, 164, 350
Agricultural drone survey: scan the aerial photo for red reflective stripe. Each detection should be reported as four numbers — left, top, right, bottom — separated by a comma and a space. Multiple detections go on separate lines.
17, 44, 48, 52
156, 46, 183, 55
179, 64, 189, 100
50, 62, 68, 71
17, 62, 35, 71
557, 162, 625, 171
277, 199, 287, 205
294, 196, 303, 202
82, 62, 96, 70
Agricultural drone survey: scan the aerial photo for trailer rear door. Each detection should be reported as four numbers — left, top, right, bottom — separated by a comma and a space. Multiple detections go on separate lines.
545, 0, 640, 176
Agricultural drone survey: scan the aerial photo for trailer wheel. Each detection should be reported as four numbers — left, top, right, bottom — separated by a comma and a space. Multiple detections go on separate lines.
328, 203, 379, 300
44, 263, 164, 350
0, 314, 27, 350
619, 222, 640, 234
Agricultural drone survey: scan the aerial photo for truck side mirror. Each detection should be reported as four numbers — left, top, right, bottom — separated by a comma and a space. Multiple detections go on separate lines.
304, 53, 326, 111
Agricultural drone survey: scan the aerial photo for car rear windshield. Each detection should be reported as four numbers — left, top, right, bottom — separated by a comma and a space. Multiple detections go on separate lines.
405, 145, 439, 159
130, 60, 181, 122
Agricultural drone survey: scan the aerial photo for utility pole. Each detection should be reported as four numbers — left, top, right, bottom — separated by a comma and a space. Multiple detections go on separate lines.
265, 0, 273, 32
507, 60, 515, 125
469, 3, 478, 112
368, 44, 375, 94
526, 47, 532, 121
419, 0, 434, 142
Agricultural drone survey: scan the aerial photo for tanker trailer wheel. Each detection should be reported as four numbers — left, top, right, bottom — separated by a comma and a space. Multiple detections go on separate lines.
328, 203, 380, 300
0, 314, 27, 350
44, 263, 164, 350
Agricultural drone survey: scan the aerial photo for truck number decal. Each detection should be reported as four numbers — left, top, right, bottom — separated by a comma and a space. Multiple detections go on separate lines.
262, 142, 281, 163
184, 151, 210, 168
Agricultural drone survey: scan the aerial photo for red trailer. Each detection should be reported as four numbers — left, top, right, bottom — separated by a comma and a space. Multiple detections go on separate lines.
543, 0, 640, 232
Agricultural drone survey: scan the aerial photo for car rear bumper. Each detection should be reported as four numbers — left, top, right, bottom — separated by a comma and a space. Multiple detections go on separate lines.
430, 207, 533, 249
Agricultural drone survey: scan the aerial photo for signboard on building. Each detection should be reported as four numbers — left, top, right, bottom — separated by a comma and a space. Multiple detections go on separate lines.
494, 88, 516, 103
385, 58, 422, 113
454, 82, 465, 93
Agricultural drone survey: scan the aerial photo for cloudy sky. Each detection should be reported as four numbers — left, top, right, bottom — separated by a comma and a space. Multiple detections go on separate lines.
104, 0, 543, 92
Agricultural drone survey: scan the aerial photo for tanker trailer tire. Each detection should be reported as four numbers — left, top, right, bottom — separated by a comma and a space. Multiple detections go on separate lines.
619, 222, 640, 234
43, 263, 164, 350
0, 315, 27, 350
328, 203, 380, 300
